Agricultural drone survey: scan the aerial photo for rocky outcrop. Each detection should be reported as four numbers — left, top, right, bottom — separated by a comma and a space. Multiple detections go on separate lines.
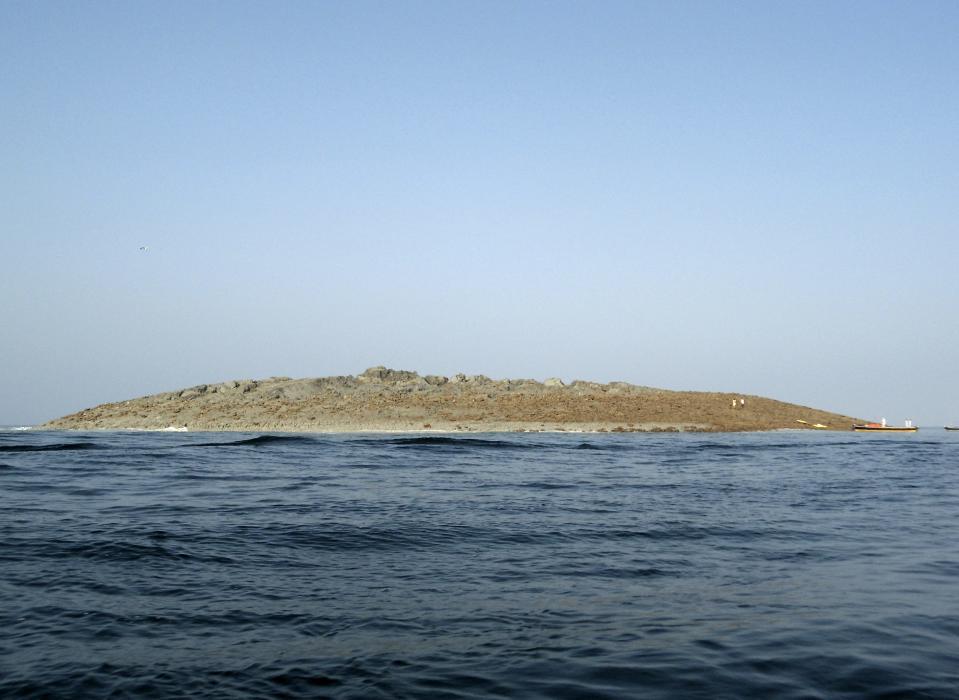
41, 367, 864, 433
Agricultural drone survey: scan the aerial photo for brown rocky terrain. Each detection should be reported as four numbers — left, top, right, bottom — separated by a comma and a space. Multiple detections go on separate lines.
41, 366, 864, 433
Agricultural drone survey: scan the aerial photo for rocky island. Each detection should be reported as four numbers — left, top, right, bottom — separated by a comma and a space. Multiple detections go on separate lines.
41, 367, 863, 433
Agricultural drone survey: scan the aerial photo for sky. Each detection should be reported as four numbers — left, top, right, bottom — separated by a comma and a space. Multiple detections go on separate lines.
2, 0, 957, 426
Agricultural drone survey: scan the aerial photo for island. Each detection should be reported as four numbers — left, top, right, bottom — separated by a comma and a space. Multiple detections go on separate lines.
40, 366, 864, 433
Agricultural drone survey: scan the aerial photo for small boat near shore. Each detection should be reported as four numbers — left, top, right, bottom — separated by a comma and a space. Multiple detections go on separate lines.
853, 421, 918, 433
795, 420, 829, 429
945, 426, 959, 431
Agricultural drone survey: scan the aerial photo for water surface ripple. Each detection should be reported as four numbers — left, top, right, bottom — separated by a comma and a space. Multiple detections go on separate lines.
1, 430, 958, 698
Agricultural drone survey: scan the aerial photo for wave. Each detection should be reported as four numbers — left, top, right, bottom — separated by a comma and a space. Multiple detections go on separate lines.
694, 439, 941, 452
374, 436, 542, 450
0, 442, 100, 453
208, 520, 791, 555
870, 439, 944, 446
692, 440, 859, 451
23, 539, 238, 564
185, 435, 323, 448
517, 481, 580, 490
0, 659, 344, 698
692, 441, 809, 451
574, 442, 638, 451
545, 564, 669, 579
260, 522, 494, 552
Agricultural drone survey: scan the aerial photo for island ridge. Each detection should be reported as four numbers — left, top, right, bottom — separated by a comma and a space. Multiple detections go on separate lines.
41, 367, 865, 433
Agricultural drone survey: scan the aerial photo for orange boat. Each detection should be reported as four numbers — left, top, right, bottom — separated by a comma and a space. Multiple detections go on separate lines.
853, 421, 918, 433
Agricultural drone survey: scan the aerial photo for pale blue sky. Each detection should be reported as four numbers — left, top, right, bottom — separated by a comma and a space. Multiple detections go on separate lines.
3, 1, 957, 426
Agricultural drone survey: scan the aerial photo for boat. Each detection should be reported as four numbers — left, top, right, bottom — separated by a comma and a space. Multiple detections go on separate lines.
946, 426, 959, 431
795, 419, 828, 429
853, 421, 918, 433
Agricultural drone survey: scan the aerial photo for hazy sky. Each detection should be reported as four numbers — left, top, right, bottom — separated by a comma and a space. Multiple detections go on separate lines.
3, 1, 957, 426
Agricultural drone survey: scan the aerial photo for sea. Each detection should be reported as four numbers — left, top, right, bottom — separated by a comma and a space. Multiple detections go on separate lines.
1, 428, 958, 699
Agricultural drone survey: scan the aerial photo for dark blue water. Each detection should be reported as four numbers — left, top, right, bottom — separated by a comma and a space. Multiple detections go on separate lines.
2, 429, 958, 698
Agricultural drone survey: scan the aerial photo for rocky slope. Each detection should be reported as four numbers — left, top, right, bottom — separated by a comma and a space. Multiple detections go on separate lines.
41, 367, 864, 432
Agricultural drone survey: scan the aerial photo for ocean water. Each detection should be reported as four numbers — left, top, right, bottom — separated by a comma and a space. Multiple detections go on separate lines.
1, 429, 958, 699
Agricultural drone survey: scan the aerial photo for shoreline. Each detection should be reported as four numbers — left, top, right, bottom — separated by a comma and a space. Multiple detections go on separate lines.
33, 423, 841, 435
